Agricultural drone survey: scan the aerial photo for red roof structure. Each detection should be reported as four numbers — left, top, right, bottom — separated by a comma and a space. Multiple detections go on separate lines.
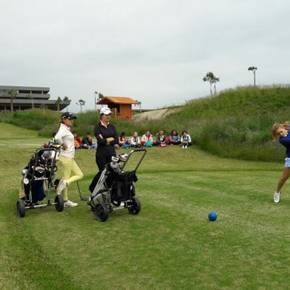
97, 96, 138, 120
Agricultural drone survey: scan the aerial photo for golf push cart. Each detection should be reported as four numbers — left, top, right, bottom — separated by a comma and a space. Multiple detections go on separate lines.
87, 148, 147, 222
16, 142, 64, 217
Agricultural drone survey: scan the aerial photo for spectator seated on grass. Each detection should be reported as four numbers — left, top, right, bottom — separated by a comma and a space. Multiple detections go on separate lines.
74, 133, 82, 149
168, 130, 181, 145
82, 132, 96, 149
180, 130, 192, 149
130, 131, 141, 148
119, 132, 130, 149
154, 130, 167, 147
141, 131, 153, 147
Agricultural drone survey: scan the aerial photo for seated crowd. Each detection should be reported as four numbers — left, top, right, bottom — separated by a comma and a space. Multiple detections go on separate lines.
118, 129, 192, 149
73, 130, 192, 149
74, 132, 97, 149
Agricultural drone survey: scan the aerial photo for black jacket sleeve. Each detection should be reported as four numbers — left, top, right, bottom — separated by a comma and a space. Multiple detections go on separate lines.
94, 124, 106, 146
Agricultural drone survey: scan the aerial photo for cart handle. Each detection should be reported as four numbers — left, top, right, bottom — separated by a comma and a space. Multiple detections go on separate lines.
121, 148, 147, 172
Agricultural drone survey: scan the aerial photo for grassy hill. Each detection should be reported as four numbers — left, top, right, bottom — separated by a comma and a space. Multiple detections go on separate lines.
1, 85, 289, 161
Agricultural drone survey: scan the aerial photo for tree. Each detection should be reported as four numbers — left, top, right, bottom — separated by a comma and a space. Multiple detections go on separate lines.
94, 91, 104, 102
76, 99, 86, 112
56, 96, 62, 111
8, 89, 18, 112
63, 96, 71, 105
27, 92, 34, 109
203, 72, 220, 96
94, 91, 104, 111
248, 66, 258, 86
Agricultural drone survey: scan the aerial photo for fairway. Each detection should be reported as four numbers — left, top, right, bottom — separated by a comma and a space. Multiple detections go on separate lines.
1, 123, 290, 290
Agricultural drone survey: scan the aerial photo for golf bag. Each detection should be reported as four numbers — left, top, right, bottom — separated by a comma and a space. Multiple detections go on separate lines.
88, 148, 146, 222
16, 142, 64, 217
22, 147, 58, 202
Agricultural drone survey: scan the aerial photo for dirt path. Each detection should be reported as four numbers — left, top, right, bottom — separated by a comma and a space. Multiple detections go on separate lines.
133, 108, 180, 122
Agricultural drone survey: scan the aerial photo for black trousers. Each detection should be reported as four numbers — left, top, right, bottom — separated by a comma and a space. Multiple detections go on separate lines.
89, 147, 115, 193
96, 151, 113, 171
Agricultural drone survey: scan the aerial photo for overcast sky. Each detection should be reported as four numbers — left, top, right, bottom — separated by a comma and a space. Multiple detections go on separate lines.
0, 0, 290, 112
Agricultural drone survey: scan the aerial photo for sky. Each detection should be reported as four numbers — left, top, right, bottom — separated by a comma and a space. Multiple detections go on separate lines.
0, 0, 290, 112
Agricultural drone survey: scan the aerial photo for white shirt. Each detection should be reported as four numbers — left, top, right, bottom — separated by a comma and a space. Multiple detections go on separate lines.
54, 123, 75, 159
181, 133, 192, 143
130, 136, 141, 145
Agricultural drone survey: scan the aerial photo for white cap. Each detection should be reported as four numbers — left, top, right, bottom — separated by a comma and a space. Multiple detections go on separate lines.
100, 107, 112, 115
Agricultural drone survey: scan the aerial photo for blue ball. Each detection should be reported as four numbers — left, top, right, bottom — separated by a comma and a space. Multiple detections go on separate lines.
208, 211, 218, 221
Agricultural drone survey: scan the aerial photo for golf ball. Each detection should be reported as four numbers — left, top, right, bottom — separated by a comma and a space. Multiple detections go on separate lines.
208, 211, 218, 221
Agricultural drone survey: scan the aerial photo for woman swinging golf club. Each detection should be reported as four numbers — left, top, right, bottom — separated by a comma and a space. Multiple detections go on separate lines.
272, 122, 290, 203
54, 112, 84, 207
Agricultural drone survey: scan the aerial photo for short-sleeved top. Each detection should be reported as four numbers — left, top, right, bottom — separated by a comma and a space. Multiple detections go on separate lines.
54, 123, 75, 159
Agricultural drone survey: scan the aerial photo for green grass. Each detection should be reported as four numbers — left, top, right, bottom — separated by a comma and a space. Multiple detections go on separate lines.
1, 123, 290, 289
0, 110, 60, 137
0, 85, 289, 162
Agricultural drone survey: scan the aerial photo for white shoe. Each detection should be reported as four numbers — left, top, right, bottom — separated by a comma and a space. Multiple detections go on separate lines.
56, 180, 67, 195
273, 192, 280, 204
64, 200, 78, 208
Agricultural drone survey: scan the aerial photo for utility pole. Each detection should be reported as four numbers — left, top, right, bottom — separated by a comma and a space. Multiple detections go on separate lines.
248, 66, 258, 86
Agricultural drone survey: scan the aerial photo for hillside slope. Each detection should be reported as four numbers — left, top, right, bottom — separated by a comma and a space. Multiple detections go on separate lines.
0, 86, 289, 161
132, 108, 181, 122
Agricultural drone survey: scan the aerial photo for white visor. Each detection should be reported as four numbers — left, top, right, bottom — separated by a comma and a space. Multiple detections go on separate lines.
100, 107, 112, 115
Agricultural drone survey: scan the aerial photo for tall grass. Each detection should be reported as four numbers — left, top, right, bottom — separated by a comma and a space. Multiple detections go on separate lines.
1, 86, 289, 162
0, 110, 59, 136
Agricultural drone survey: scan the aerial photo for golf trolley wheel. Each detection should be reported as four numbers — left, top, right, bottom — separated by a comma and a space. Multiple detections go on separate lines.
94, 204, 109, 222
112, 200, 121, 207
16, 199, 26, 218
128, 197, 141, 215
54, 194, 64, 212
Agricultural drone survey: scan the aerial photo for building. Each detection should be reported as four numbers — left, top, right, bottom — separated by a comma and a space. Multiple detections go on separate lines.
0, 85, 70, 111
97, 96, 138, 120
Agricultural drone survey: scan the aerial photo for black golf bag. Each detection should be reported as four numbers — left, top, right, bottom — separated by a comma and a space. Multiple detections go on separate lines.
88, 149, 146, 222
16, 143, 64, 217
22, 148, 57, 202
